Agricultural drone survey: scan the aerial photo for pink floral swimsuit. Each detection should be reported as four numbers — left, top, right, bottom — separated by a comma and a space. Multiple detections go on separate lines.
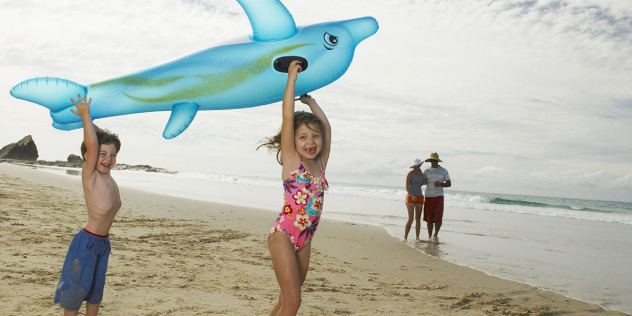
269, 160, 328, 252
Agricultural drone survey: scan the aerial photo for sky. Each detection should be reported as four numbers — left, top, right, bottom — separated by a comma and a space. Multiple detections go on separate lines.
1, 0, 631, 202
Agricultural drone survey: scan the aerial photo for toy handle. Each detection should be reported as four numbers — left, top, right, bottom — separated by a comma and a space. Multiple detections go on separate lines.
295, 94, 311, 101
274, 56, 308, 73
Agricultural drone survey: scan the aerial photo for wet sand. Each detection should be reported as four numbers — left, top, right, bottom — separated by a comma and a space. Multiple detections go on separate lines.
0, 162, 626, 315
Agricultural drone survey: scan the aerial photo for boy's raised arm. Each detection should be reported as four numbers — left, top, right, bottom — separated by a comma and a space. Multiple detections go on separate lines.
70, 94, 97, 178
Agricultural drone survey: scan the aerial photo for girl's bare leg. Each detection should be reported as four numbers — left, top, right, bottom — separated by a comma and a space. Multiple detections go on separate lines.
403, 204, 414, 241
268, 233, 312, 316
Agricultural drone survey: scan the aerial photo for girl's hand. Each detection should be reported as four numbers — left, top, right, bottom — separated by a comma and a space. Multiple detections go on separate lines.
288, 60, 303, 82
70, 94, 92, 118
411, 196, 418, 202
299, 94, 316, 106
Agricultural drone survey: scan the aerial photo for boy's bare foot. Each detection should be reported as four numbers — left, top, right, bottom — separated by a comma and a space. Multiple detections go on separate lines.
402, 238, 407, 242
432, 236, 439, 244
414, 238, 421, 242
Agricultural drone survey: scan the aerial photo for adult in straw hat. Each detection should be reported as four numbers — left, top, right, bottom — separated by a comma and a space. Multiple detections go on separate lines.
423, 153, 451, 243
403, 158, 427, 242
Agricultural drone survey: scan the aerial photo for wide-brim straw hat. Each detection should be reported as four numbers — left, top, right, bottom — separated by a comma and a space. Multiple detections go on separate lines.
410, 158, 423, 168
424, 153, 443, 162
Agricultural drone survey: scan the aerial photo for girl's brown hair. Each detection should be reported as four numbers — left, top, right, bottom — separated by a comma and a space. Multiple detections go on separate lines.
258, 111, 324, 165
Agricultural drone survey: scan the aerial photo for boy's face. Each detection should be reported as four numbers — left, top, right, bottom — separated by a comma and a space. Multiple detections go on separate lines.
96, 143, 118, 174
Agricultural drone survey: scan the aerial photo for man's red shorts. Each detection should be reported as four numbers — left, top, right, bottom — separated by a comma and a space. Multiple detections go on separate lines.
423, 196, 444, 223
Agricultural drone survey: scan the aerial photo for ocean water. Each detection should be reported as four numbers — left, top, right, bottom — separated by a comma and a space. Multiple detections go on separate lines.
35, 166, 632, 314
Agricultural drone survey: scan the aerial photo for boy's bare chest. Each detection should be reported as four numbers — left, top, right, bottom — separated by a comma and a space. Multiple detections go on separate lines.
86, 175, 121, 212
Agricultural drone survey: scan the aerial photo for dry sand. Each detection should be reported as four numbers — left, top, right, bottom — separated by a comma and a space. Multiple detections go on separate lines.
0, 162, 626, 315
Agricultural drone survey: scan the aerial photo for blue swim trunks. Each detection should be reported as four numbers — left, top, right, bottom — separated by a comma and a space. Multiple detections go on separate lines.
54, 229, 111, 311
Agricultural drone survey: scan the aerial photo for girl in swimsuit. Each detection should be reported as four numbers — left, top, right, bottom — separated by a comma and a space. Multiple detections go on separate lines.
258, 60, 331, 316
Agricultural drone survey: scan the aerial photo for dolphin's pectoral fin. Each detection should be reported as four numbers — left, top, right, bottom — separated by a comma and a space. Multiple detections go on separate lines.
163, 102, 199, 139
52, 121, 84, 131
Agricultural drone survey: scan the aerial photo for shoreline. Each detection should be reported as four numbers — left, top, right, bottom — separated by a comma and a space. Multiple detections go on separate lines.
1, 162, 627, 315
24, 162, 632, 226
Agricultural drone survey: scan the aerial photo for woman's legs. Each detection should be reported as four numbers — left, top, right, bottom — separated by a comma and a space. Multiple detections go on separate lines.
414, 205, 422, 241
268, 232, 312, 316
403, 204, 415, 241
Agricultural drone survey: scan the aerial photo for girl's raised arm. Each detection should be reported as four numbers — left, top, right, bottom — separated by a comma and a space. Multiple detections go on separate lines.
300, 95, 331, 170
280, 60, 303, 179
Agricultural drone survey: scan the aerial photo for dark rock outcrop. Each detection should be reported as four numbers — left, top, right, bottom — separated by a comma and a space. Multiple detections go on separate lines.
0, 136, 39, 161
113, 164, 173, 173
1, 136, 174, 174
27, 159, 174, 174
67, 154, 84, 165
35, 155, 83, 168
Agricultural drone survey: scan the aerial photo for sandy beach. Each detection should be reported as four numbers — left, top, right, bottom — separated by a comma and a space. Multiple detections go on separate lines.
0, 162, 626, 316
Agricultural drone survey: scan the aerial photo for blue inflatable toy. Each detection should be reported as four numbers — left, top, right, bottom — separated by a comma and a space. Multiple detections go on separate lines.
10, 0, 378, 139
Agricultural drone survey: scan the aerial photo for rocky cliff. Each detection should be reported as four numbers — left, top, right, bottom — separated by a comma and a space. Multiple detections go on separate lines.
0, 135, 39, 161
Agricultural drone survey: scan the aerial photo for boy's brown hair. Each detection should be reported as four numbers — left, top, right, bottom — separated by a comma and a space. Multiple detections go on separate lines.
81, 128, 121, 162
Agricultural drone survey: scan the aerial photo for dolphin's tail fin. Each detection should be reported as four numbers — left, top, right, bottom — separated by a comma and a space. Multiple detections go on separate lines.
10, 77, 86, 113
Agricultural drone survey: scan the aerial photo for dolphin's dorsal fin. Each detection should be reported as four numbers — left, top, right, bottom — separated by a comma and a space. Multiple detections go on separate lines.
237, 0, 297, 42
163, 102, 199, 139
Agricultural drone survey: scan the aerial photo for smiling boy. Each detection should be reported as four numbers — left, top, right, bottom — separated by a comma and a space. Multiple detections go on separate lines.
54, 94, 121, 316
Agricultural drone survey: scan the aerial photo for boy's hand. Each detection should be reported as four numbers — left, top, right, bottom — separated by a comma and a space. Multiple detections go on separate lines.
70, 94, 92, 118
288, 60, 303, 82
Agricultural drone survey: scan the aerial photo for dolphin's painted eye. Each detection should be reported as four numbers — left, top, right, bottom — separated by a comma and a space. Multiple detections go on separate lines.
323, 32, 338, 46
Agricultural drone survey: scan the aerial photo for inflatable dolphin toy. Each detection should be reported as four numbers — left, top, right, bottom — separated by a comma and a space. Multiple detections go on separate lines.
10, 0, 378, 139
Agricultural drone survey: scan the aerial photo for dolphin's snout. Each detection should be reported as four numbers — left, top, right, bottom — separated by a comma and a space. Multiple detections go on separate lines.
343, 17, 379, 45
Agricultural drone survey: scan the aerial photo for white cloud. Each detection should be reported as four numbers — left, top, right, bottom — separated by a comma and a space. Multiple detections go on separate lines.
613, 173, 632, 188
528, 169, 605, 186
472, 166, 504, 177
